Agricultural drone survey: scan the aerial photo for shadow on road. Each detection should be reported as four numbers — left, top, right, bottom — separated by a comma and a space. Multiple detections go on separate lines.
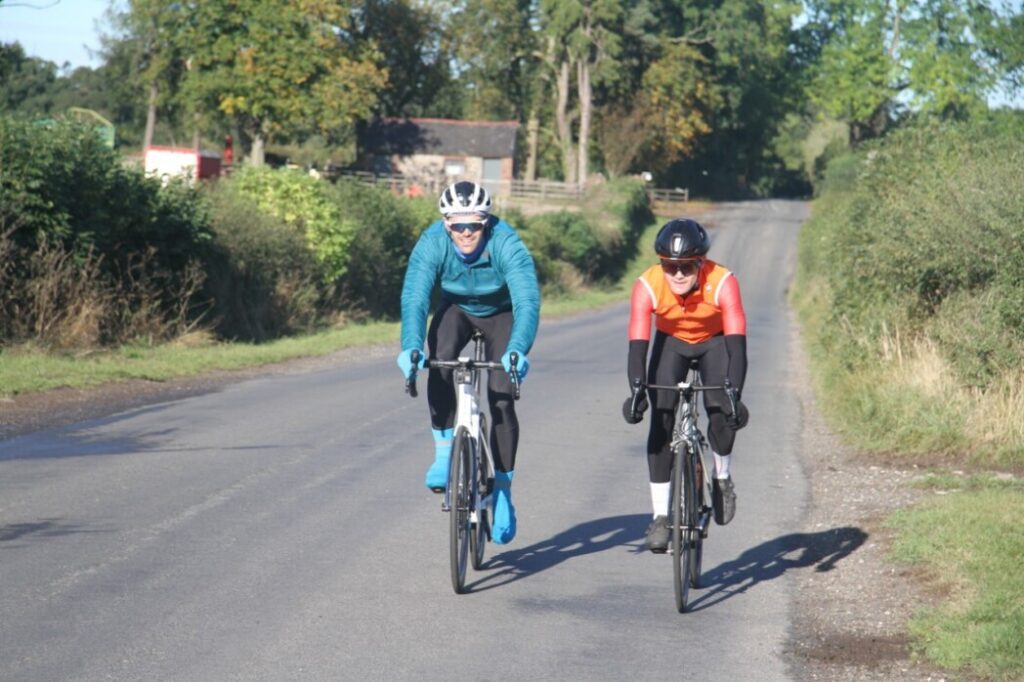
466, 513, 649, 592
0, 517, 111, 549
686, 525, 868, 611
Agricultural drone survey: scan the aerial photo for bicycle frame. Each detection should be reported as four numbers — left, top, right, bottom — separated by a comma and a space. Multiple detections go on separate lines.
668, 376, 712, 533
441, 337, 496, 520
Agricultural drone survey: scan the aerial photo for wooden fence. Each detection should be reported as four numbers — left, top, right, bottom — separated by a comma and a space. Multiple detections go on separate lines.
333, 171, 687, 205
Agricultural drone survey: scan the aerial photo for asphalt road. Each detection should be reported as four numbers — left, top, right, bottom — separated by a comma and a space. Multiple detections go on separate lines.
0, 200, 811, 681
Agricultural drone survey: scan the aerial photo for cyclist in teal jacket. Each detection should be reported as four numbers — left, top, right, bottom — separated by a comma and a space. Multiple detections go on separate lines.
397, 181, 540, 544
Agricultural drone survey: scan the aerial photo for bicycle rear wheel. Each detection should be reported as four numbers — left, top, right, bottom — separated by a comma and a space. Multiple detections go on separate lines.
687, 448, 704, 589
470, 430, 489, 569
671, 445, 692, 613
449, 427, 474, 594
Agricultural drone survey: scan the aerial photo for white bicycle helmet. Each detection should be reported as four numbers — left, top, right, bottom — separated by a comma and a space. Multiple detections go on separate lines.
438, 181, 492, 217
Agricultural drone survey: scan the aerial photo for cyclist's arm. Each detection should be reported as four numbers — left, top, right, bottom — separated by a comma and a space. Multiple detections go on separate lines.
718, 274, 747, 394
399, 227, 442, 351
627, 278, 654, 385
496, 227, 540, 354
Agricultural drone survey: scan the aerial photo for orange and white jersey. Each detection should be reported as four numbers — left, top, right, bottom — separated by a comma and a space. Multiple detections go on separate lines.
628, 260, 746, 344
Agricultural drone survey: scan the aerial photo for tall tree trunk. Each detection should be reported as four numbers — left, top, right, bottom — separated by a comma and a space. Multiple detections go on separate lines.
525, 110, 539, 182
143, 81, 158, 151
576, 58, 591, 189
555, 59, 576, 185
250, 133, 265, 166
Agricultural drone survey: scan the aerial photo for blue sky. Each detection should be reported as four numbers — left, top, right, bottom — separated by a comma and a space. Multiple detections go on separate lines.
0, 0, 115, 69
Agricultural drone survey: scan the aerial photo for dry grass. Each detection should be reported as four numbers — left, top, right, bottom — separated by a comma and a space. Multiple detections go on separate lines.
876, 324, 1023, 464
1, 235, 207, 350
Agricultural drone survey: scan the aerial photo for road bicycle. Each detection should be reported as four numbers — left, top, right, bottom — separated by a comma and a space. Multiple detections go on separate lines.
642, 366, 737, 613
405, 331, 520, 594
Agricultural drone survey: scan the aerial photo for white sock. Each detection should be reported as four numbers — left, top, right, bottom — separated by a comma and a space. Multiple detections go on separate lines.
714, 452, 731, 479
650, 482, 670, 518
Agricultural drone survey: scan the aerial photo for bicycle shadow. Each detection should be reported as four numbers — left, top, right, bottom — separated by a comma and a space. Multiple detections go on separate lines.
685, 525, 868, 612
465, 513, 649, 592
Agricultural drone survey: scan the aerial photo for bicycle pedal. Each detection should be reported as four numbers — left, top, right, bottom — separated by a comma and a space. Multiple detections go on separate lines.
429, 486, 446, 494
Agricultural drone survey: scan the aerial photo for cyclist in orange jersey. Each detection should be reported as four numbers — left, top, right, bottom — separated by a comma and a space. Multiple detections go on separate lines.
622, 219, 749, 552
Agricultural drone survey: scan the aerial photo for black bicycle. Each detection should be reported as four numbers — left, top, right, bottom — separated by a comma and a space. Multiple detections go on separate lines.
405, 331, 519, 593
642, 366, 738, 613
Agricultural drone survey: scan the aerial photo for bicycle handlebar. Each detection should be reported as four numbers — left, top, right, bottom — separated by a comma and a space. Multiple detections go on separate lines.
641, 378, 739, 419
404, 350, 521, 400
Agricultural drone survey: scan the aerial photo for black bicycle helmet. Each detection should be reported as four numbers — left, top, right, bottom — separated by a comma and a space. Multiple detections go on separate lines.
438, 180, 492, 217
654, 218, 710, 259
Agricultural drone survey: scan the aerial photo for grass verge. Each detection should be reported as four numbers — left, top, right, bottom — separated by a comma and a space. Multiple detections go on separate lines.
885, 474, 1024, 681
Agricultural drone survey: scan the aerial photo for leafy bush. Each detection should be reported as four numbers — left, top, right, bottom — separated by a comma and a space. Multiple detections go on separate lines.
0, 116, 210, 275
228, 166, 356, 281
203, 184, 324, 340
330, 180, 424, 319
517, 177, 653, 293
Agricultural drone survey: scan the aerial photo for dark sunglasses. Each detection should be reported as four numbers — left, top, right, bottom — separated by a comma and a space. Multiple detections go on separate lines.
447, 221, 486, 234
660, 259, 702, 276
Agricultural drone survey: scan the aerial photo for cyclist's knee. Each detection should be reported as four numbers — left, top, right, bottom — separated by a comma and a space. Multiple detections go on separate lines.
707, 415, 736, 454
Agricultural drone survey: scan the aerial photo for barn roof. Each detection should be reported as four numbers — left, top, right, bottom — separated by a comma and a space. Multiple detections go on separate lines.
361, 118, 518, 158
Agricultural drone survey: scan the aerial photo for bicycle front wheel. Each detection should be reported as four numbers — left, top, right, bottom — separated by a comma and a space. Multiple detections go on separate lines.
449, 427, 474, 594
671, 445, 692, 613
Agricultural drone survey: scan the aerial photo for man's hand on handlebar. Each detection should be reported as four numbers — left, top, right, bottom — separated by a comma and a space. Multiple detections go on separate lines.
723, 381, 749, 430
397, 348, 426, 379
501, 349, 529, 383
622, 379, 648, 424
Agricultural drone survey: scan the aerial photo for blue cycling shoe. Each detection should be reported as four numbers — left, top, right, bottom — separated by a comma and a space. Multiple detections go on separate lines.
491, 471, 517, 544
425, 428, 453, 492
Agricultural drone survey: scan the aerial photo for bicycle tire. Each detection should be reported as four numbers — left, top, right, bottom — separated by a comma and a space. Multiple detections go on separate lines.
449, 427, 473, 594
470, 431, 489, 569
671, 444, 691, 613
686, 447, 703, 589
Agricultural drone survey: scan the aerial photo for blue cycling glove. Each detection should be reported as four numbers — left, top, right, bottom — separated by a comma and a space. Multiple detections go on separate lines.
501, 349, 529, 382
396, 348, 426, 379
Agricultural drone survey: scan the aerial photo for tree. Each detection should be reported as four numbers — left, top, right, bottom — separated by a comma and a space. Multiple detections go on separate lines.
803, 0, 1024, 142
638, 40, 719, 172
0, 43, 59, 114
539, 0, 624, 185
354, 0, 454, 118
174, 0, 387, 165
102, 0, 189, 150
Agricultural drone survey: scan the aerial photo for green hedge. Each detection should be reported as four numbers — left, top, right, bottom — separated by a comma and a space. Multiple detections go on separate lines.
0, 116, 210, 277
794, 115, 1024, 462
799, 118, 1024, 385
0, 116, 211, 345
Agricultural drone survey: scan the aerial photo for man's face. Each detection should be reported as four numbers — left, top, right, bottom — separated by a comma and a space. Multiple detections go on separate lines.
660, 258, 702, 296
445, 213, 487, 254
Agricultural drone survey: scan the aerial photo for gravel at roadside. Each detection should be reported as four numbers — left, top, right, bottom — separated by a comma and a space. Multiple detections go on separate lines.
785, 314, 951, 681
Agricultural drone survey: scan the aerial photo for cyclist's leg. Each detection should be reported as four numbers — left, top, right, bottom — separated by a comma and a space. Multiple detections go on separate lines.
644, 333, 688, 550
696, 337, 738, 524
474, 310, 519, 543
424, 304, 473, 489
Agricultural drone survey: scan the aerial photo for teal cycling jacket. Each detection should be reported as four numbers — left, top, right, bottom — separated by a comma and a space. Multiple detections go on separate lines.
400, 218, 540, 354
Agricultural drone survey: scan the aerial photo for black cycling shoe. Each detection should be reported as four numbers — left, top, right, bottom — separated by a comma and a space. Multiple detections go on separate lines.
713, 477, 736, 526
645, 515, 670, 553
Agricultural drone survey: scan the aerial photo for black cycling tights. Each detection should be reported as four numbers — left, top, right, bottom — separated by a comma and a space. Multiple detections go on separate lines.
427, 303, 518, 473
646, 332, 736, 484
